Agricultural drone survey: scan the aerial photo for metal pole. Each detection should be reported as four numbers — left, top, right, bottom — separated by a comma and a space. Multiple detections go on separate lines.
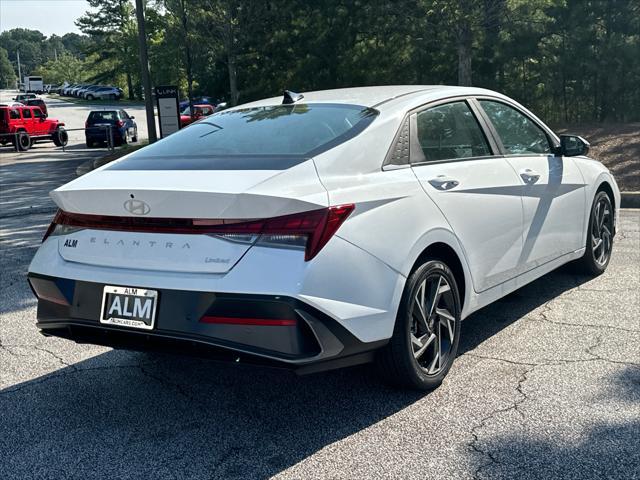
17, 50, 22, 90
109, 126, 114, 152
134, 0, 157, 143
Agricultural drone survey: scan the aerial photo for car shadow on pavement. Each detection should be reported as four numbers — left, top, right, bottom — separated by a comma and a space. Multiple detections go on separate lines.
458, 263, 592, 355
0, 264, 597, 478
0, 348, 423, 479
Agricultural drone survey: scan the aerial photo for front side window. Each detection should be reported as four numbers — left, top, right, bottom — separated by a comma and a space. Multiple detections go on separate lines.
479, 100, 551, 155
110, 103, 378, 170
414, 101, 491, 162
33, 108, 44, 118
9, 109, 20, 120
22, 108, 32, 119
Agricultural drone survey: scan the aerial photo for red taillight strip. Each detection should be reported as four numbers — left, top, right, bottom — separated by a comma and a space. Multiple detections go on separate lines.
200, 316, 297, 326
43, 204, 355, 260
48, 210, 265, 235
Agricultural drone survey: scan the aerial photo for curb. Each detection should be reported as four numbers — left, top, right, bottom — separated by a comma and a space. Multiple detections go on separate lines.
621, 192, 640, 209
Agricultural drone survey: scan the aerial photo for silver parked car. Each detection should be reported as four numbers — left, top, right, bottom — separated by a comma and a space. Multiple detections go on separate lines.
84, 86, 123, 101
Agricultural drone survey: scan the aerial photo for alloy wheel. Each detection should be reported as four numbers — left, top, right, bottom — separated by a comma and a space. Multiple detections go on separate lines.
591, 196, 613, 267
410, 274, 457, 375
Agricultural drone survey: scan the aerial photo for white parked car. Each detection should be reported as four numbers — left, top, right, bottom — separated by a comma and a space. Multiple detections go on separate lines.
28, 86, 620, 390
84, 86, 123, 100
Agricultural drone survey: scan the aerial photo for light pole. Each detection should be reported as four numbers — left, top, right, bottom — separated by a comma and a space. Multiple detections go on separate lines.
17, 49, 22, 90
134, 0, 157, 143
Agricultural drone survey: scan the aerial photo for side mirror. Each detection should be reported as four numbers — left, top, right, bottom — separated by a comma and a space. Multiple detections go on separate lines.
558, 135, 590, 157
130, 115, 135, 119
213, 102, 228, 113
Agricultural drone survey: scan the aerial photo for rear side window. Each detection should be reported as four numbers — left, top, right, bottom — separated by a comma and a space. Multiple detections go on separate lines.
414, 101, 491, 162
10, 109, 20, 120
88, 111, 118, 122
22, 109, 32, 119
479, 100, 552, 155
110, 103, 378, 170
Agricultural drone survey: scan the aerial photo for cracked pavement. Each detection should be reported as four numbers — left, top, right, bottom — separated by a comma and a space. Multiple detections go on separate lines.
1, 150, 639, 479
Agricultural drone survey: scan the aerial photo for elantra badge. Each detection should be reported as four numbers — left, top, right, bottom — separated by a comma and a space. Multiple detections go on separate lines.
123, 199, 151, 215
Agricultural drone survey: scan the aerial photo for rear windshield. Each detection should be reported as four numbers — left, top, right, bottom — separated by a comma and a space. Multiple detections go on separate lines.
88, 111, 118, 122
110, 103, 378, 170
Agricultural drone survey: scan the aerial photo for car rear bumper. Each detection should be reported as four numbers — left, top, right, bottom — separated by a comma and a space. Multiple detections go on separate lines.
28, 273, 386, 373
85, 129, 125, 142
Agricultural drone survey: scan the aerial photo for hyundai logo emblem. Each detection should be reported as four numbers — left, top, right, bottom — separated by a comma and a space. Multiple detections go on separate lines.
123, 199, 151, 216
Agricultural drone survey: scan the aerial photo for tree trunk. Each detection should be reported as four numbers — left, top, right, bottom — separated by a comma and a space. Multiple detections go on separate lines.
227, 52, 239, 106
457, 20, 472, 86
180, 0, 194, 116
126, 70, 134, 100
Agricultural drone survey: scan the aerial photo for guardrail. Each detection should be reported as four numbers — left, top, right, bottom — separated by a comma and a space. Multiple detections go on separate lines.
59, 126, 116, 152
0, 125, 116, 153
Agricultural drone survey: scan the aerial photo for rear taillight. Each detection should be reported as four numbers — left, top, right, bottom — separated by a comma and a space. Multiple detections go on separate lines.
41, 205, 355, 261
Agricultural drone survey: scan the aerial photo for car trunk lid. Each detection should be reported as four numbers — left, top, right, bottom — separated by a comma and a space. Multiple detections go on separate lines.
49, 160, 327, 274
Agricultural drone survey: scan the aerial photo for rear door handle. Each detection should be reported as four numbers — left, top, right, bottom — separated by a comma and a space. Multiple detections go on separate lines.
520, 169, 541, 184
428, 175, 460, 191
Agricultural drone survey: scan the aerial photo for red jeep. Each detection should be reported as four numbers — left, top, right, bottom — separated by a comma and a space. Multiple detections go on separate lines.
0, 105, 67, 151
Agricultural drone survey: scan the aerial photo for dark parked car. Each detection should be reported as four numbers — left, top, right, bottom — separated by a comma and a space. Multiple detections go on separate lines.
85, 109, 137, 147
23, 98, 48, 116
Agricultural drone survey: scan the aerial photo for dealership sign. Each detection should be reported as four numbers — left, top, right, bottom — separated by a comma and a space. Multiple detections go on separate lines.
155, 85, 180, 138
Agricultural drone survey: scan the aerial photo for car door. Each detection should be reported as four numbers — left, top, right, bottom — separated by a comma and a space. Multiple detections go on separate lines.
409, 99, 525, 292
476, 99, 586, 272
120, 110, 135, 137
32, 107, 48, 136
20, 107, 35, 134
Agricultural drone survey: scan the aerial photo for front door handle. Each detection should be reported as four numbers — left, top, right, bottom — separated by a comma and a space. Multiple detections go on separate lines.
428, 175, 460, 191
520, 169, 541, 184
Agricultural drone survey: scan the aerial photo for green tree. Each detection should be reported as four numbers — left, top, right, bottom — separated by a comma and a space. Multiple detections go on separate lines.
0, 47, 17, 88
76, 0, 140, 99
33, 53, 89, 85
0, 28, 47, 76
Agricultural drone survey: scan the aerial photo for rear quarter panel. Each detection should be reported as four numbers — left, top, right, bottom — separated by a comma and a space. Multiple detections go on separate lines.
313, 115, 475, 318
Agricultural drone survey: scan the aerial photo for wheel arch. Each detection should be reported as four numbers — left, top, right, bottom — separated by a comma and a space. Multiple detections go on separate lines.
596, 180, 616, 211
408, 239, 470, 317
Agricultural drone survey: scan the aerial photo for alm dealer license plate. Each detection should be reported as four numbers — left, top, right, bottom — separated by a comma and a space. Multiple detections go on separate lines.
100, 286, 158, 330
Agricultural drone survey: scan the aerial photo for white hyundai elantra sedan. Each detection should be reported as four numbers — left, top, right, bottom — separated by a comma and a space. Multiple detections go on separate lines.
28, 86, 620, 390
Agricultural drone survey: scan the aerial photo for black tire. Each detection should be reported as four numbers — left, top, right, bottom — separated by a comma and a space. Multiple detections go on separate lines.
86, 94, 94, 100
577, 190, 614, 275
15, 131, 31, 151
52, 127, 68, 147
376, 259, 462, 391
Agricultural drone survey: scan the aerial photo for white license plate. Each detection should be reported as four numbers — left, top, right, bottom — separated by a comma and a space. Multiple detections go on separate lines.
100, 285, 158, 330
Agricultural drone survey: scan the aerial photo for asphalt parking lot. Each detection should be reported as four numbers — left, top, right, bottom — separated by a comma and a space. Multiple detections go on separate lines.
0, 89, 155, 159
1, 146, 639, 478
